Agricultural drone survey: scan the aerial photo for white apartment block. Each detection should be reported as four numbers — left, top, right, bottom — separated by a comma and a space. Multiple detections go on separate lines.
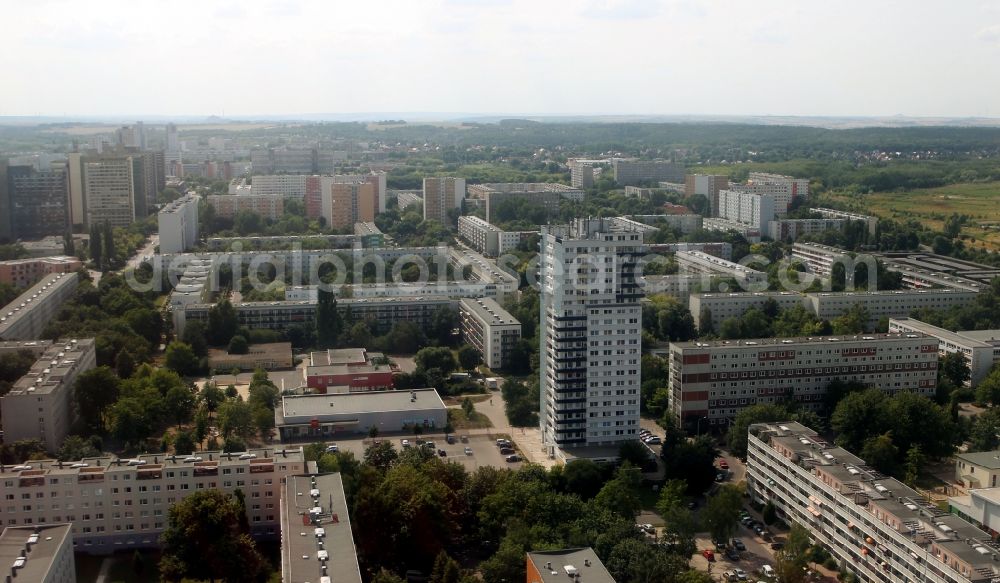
701, 217, 762, 242
647, 242, 732, 260
157, 193, 200, 253
675, 250, 767, 289
458, 297, 522, 370
889, 318, 1000, 387
668, 333, 938, 429
814, 207, 879, 236
0, 448, 306, 553
608, 216, 660, 234
207, 194, 284, 220
689, 292, 812, 331
458, 215, 505, 257
629, 214, 703, 235
0, 524, 75, 583
0, 273, 79, 341
569, 159, 596, 189
738, 172, 810, 215
641, 274, 717, 303
249, 174, 309, 198
792, 242, 854, 277
612, 160, 684, 185
0, 339, 96, 453
717, 189, 776, 228
879, 256, 985, 293
768, 218, 847, 241
82, 156, 136, 228
539, 218, 643, 456
422, 177, 466, 224
395, 191, 423, 211
748, 421, 1000, 583
807, 289, 979, 328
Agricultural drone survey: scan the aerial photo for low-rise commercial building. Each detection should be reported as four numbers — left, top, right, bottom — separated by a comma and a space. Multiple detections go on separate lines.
158, 193, 200, 253
0, 524, 75, 583
0, 256, 82, 288
276, 388, 448, 440
305, 348, 394, 393
0, 273, 79, 340
1, 338, 96, 453
747, 421, 1000, 583
207, 342, 294, 372
280, 473, 362, 583
526, 548, 615, 583
459, 297, 521, 370
668, 333, 938, 429
889, 318, 1000, 387
0, 447, 305, 553
956, 451, 1000, 490
950, 487, 1000, 539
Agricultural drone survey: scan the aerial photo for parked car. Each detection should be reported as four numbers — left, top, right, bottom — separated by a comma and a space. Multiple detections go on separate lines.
445, 435, 455, 444
438, 449, 447, 457
701, 549, 715, 561
731, 539, 746, 552
325, 444, 339, 453
499, 447, 515, 455
725, 548, 740, 561
505, 454, 521, 462
644, 436, 662, 445
401, 439, 411, 448
496, 438, 511, 447
424, 441, 436, 450
460, 435, 469, 443
723, 570, 736, 581
770, 542, 785, 551
733, 568, 747, 581
718, 460, 729, 469
464, 447, 473, 455
762, 565, 775, 577
638, 523, 654, 534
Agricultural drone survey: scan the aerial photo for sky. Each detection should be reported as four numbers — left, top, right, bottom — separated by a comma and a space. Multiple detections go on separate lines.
2, 0, 999, 119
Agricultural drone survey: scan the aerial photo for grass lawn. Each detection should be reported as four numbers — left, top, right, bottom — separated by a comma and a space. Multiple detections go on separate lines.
447, 407, 493, 430
825, 181, 1000, 249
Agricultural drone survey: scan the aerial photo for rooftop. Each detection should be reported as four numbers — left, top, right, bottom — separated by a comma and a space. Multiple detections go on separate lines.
0, 446, 304, 476
889, 318, 997, 349
956, 451, 1000, 470
281, 473, 363, 583
0, 524, 72, 582
5, 338, 94, 397
459, 297, 520, 327
278, 389, 446, 424
672, 331, 932, 350
527, 548, 615, 583
0, 273, 77, 336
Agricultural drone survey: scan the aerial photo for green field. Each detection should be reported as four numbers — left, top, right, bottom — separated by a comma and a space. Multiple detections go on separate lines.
827, 181, 1000, 249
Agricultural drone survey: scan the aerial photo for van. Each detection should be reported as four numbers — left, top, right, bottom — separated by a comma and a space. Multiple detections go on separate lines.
762, 565, 775, 577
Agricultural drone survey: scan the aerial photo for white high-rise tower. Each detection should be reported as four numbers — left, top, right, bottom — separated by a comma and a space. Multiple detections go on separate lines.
539, 218, 644, 458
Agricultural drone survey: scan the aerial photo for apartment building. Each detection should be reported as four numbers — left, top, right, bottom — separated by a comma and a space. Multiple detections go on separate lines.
0, 338, 96, 453
806, 289, 979, 328
733, 172, 810, 215
0, 273, 79, 340
675, 250, 767, 289
0, 340, 52, 357
422, 177, 466, 224
468, 183, 584, 224
305, 347, 394, 393
689, 292, 807, 331
248, 174, 310, 198
889, 318, 1000, 387
395, 190, 423, 211
768, 218, 847, 241
791, 242, 854, 277
717, 189, 776, 229
204, 234, 358, 252
747, 421, 1000, 583
701, 217, 762, 242
1, 161, 70, 240
539, 218, 643, 456
640, 274, 719, 303
158, 193, 200, 253
628, 213, 703, 234
80, 155, 137, 228
879, 256, 984, 293
320, 181, 377, 229
668, 333, 938, 429
685, 174, 729, 216
607, 216, 660, 235
207, 194, 284, 220
875, 253, 1000, 288
251, 147, 332, 174
276, 389, 447, 440
459, 297, 522, 370
814, 207, 879, 236
0, 524, 75, 583
0, 448, 304, 553
458, 215, 505, 257
280, 473, 362, 583
612, 160, 684, 186
568, 159, 599, 189
526, 548, 615, 583
956, 452, 1000, 490
0, 256, 81, 288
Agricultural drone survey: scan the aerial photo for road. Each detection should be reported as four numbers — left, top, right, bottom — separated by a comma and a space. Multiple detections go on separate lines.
125, 234, 159, 271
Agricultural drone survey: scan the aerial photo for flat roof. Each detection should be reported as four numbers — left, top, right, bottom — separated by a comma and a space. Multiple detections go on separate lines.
672, 331, 931, 350
527, 548, 615, 583
5, 338, 94, 397
0, 273, 77, 335
279, 389, 446, 424
459, 297, 520, 327
0, 446, 304, 476
957, 329, 1000, 345
282, 473, 362, 583
0, 524, 72, 582
956, 451, 1000, 470
889, 318, 996, 348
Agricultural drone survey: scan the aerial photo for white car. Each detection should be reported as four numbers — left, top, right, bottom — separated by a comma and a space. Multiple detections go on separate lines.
325, 444, 339, 453
401, 439, 410, 448
644, 436, 662, 445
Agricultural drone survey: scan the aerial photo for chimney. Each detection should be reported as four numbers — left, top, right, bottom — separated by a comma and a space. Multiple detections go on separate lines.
584, 559, 591, 567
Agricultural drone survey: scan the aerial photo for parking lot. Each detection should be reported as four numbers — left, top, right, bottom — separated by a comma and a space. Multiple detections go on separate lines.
320, 432, 523, 470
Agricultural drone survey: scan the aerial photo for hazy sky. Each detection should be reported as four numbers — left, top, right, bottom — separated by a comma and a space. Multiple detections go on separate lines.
3, 0, 999, 118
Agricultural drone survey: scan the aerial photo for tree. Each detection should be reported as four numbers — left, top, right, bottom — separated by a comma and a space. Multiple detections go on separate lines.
200, 382, 225, 413
461, 397, 475, 417
173, 431, 196, 455
181, 320, 209, 357
762, 500, 777, 525
702, 484, 743, 541
228, 335, 249, 355
75, 366, 121, 432
109, 398, 154, 449
206, 299, 239, 346
103, 222, 116, 268
159, 490, 269, 582
415, 346, 457, 375
976, 366, 1000, 407
218, 399, 254, 439
364, 441, 400, 472
252, 405, 274, 440
115, 349, 136, 379
831, 389, 891, 452
860, 433, 899, 476
56, 435, 100, 461
316, 288, 343, 348
164, 341, 199, 376
164, 386, 196, 427
561, 459, 606, 500
940, 352, 971, 388
594, 465, 642, 519
193, 408, 209, 445
904, 445, 925, 486
727, 403, 791, 458
89, 224, 103, 269
456, 345, 481, 372
618, 440, 651, 470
